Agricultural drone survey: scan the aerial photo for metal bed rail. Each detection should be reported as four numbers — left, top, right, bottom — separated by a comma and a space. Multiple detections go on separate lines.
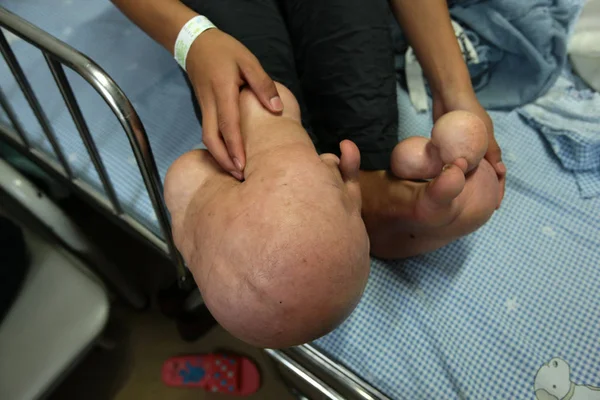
267, 345, 392, 400
0, 6, 188, 285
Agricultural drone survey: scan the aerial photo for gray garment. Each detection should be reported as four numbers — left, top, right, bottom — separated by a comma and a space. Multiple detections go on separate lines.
392, 0, 585, 109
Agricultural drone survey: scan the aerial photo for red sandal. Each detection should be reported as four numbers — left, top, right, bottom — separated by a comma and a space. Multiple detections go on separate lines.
161, 353, 261, 395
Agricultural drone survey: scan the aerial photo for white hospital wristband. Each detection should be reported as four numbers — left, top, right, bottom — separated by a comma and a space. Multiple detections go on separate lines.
174, 15, 216, 70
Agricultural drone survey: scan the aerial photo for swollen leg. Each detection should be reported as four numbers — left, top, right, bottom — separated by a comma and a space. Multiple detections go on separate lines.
164, 149, 236, 261
164, 81, 309, 254
165, 83, 305, 228
182, 0, 313, 131
165, 82, 370, 348
238, 82, 322, 180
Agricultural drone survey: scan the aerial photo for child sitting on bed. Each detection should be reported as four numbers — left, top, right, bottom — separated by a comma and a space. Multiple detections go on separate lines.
113, 0, 506, 261
164, 82, 500, 348
114, 0, 503, 346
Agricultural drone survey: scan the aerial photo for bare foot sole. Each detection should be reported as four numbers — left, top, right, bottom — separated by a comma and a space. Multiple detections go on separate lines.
164, 82, 371, 348
362, 113, 500, 260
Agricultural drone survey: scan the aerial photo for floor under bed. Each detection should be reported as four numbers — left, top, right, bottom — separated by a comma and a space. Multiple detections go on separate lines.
1, 1, 599, 399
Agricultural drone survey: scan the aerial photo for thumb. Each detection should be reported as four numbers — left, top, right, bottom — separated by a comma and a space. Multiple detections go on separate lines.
485, 137, 503, 168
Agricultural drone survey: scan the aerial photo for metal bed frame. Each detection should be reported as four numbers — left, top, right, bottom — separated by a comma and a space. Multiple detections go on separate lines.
0, 7, 390, 400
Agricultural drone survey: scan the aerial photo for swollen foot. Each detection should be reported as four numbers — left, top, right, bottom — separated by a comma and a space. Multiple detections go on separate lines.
164, 83, 371, 348
362, 111, 499, 259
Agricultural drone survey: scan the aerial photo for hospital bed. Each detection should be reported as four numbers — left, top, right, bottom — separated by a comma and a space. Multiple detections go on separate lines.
1, 1, 598, 399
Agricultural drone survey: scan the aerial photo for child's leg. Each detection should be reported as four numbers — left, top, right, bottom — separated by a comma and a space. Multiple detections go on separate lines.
165, 82, 370, 348
181, 0, 315, 139
164, 82, 310, 257
280, 0, 398, 170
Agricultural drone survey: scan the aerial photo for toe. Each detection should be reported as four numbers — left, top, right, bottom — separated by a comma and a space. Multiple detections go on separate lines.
413, 164, 465, 226
425, 164, 466, 204
391, 137, 443, 180
431, 111, 488, 172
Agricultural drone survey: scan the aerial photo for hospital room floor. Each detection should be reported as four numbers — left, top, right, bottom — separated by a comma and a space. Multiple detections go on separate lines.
47, 195, 294, 400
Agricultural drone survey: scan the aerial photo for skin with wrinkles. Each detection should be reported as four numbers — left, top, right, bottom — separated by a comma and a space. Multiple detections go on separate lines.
391, 110, 488, 179
165, 83, 370, 348
165, 83, 500, 347
364, 110, 499, 259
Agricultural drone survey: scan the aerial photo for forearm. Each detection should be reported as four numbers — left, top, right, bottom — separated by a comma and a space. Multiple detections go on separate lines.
391, 0, 473, 97
111, 0, 197, 53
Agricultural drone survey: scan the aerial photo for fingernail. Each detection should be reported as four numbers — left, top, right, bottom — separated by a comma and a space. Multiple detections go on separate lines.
233, 157, 243, 171
230, 171, 243, 181
270, 96, 283, 112
442, 164, 452, 172
496, 161, 507, 174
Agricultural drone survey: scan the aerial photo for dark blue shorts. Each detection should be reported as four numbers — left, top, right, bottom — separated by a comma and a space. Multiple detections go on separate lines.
182, 0, 398, 170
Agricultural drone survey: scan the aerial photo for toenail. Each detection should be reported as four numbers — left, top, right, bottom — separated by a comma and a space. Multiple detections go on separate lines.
496, 161, 507, 175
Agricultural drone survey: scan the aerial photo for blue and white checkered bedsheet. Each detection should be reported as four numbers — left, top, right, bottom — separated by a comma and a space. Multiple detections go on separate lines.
316, 90, 600, 399
2, 1, 599, 399
0, 0, 200, 236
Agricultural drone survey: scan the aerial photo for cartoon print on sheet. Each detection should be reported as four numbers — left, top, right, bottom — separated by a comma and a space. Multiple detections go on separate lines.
535, 358, 600, 400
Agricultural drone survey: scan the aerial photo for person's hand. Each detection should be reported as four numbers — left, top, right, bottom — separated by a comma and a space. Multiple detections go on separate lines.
432, 90, 506, 207
186, 29, 283, 180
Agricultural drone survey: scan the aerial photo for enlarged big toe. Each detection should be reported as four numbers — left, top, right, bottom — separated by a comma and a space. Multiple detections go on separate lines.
431, 110, 488, 173
391, 136, 443, 180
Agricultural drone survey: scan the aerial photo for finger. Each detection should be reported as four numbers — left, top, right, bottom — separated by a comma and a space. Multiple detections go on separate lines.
200, 97, 242, 180
497, 173, 506, 209
485, 139, 503, 168
214, 83, 245, 173
484, 122, 503, 166
240, 58, 283, 113
484, 135, 506, 208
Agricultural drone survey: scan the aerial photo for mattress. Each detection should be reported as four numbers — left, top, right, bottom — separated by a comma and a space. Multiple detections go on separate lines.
2, 1, 599, 398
